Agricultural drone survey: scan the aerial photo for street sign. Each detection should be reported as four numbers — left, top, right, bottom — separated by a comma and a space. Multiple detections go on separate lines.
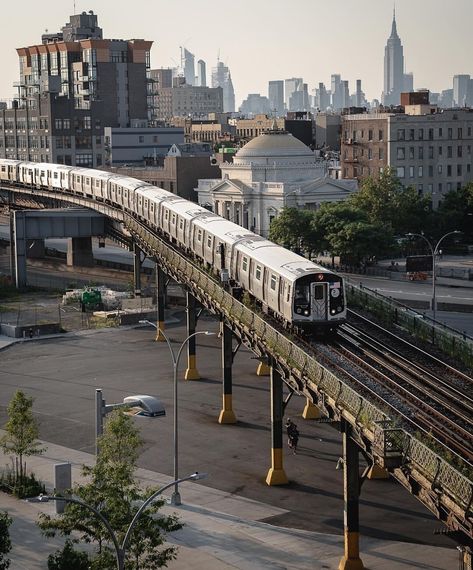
406, 255, 433, 272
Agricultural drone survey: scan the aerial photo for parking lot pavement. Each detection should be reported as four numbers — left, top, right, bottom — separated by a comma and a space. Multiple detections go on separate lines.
1, 440, 459, 570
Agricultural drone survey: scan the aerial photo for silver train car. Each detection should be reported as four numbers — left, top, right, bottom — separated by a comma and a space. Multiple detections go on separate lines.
0, 159, 347, 333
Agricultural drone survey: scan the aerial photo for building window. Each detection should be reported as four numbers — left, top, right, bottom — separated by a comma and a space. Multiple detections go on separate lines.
368, 129, 373, 141
55, 119, 63, 130
428, 183, 433, 193
409, 166, 415, 178
139, 136, 145, 143
428, 165, 433, 177
418, 184, 423, 195
428, 128, 434, 140
448, 127, 452, 138
457, 164, 462, 176
397, 166, 405, 178
409, 147, 415, 159
368, 148, 372, 160
447, 146, 452, 158
379, 148, 384, 160
458, 146, 463, 158
447, 165, 452, 177
418, 166, 423, 177
378, 129, 384, 141
397, 129, 405, 141
428, 146, 434, 159
438, 127, 443, 138
447, 182, 452, 191
418, 147, 424, 159
409, 129, 415, 141
396, 147, 405, 160
438, 146, 443, 156
458, 128, 462, 139
438, 164, 443, 174
418, 128, 424, 140
438, 183, 442, 193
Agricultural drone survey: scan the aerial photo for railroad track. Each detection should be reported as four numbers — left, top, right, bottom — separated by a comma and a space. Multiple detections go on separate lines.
325, 312, 473, 463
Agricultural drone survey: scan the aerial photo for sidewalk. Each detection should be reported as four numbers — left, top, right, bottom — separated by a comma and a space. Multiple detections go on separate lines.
0, 440, 458, 570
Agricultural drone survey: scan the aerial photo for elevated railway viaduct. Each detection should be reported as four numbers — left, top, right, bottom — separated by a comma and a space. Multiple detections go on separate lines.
1, 178, 472, 570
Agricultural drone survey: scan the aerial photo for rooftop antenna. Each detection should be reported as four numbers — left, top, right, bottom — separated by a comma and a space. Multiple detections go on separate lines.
73, 0, 76, 14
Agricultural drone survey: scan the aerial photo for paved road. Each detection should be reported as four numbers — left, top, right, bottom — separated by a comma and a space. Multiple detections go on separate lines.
0, 316, 456, 550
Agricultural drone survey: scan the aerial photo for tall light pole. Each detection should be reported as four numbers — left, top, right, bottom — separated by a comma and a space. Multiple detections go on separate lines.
139, 320, 214, 505
28, 472, 207, 570
406, 231, 461, 321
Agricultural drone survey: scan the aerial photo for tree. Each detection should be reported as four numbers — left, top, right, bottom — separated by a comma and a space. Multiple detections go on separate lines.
38, 410, 181, 569
0, 511, 12, 570
269, 208, 316, 252
351, 168, 432, 235
1, 391, 45, 485
436, 182, 473, 242
47, 540, 89, 570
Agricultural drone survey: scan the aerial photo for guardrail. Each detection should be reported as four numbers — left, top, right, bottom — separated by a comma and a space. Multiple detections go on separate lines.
347, 282, 473, 369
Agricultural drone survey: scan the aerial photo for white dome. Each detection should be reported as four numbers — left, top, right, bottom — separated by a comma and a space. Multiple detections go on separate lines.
235, 131, 314, 159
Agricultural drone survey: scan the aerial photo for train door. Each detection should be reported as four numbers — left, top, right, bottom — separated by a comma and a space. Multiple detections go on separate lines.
310, 281, 328, 320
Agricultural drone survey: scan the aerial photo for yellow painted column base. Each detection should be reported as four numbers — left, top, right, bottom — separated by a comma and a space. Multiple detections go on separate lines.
218, 409, 237, 424
265, 467, 289, 486
155, 322, 166, 342
266, 448, 288, 485
338, 558, 364, 570
366, 464, 389, 480
218, 395, 237, 424
339, 532, 364, 570
302, 399, 322, 420
185, 355, 200, 381
256, 362, 270, 376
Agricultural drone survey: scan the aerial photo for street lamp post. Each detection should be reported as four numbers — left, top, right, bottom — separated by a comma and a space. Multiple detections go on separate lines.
406, 231, 461, 321
139, 320, 214, 505
28, 472, 207, 570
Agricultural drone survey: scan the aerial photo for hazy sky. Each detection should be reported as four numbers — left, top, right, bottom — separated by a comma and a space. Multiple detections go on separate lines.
1, 0, 472, 106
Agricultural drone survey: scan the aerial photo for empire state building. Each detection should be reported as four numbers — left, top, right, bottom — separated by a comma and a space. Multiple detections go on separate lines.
382, 10, 405, 106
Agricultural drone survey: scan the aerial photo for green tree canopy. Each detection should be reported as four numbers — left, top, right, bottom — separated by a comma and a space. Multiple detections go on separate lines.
268, 208, 316, 251
435, 182, 473, 242
0, 511, 12, 570
38, 410, 181, 569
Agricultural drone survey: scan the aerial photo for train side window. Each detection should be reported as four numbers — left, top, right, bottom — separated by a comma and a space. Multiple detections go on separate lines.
313, 284, 324, 300
197, 229, 202, 242
171, 214, 176, 224
287, 285, 291, 302
242, 256, 248, 272
53, 172, 58, 178
270, 274, 277, 290
150, 203, 154, 212
164, 210, 169, 220
256, 265, 262, 280
207, 235, 212, 248
1, 166, 5, 172
76, 175, 81, 182
179, 219, 184, 230
86, 178, 90, 184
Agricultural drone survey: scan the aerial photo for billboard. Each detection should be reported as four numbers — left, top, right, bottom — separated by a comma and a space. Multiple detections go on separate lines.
406, 255, 433, 272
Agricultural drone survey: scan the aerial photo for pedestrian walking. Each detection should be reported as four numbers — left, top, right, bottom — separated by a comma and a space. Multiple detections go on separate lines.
285, 418, 299, 454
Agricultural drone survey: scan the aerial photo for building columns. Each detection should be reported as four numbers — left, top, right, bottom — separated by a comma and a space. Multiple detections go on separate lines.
67, 237, 94, 267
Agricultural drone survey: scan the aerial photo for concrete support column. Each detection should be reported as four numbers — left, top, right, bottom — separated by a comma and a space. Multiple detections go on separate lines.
12, 211, 27, 289
26, 238, 45, 259
155, 264, 166, 342
218, 320, 237, 424
9, 210, 16, 284
133, 242, 142, 297
67, 237, 93, 267
339, 419, 364, 570
185, 290, 200, 380
265, 361, 288, 486
302, 398, 322, 420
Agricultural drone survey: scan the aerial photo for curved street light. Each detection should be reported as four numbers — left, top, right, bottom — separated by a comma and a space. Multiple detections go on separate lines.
406, 230, 461, 321
27, 472, 208, 570
139, 320, 214, 505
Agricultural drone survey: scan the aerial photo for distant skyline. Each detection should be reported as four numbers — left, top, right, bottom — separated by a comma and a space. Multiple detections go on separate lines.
1, 0, 472, 107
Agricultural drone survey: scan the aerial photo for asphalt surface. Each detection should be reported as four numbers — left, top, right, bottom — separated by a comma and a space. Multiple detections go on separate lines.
0, 313, 455, 549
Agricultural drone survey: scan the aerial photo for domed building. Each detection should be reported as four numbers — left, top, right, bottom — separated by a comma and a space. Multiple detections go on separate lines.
195, 126, 357, 236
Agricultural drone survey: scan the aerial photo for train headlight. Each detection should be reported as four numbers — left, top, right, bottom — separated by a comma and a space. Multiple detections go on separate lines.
296, 307, 302, 314
330, 309, 336, 315
303, 310, 309, 316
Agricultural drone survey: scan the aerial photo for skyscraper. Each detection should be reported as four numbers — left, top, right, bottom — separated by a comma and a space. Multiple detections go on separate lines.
382, 9, 405, 106
331, 74, 343, 110
268, 80, 284, 115
453, 74, 471, 107
197, 60, 207, 87
181, 48, 195, 86
284, 78, 303, 111
211, 60, 235, 113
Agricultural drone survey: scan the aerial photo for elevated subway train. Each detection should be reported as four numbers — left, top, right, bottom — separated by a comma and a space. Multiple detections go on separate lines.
0, 159, 347, 333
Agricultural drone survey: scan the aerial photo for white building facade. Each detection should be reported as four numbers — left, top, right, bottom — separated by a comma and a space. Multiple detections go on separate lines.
196, 129, 357, 236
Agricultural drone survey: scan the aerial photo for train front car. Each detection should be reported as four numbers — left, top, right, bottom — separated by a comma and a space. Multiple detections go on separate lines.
292, 266, 346, 334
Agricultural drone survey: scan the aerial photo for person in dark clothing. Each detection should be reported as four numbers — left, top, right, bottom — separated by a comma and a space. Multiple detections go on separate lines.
285, 418, 299, 454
